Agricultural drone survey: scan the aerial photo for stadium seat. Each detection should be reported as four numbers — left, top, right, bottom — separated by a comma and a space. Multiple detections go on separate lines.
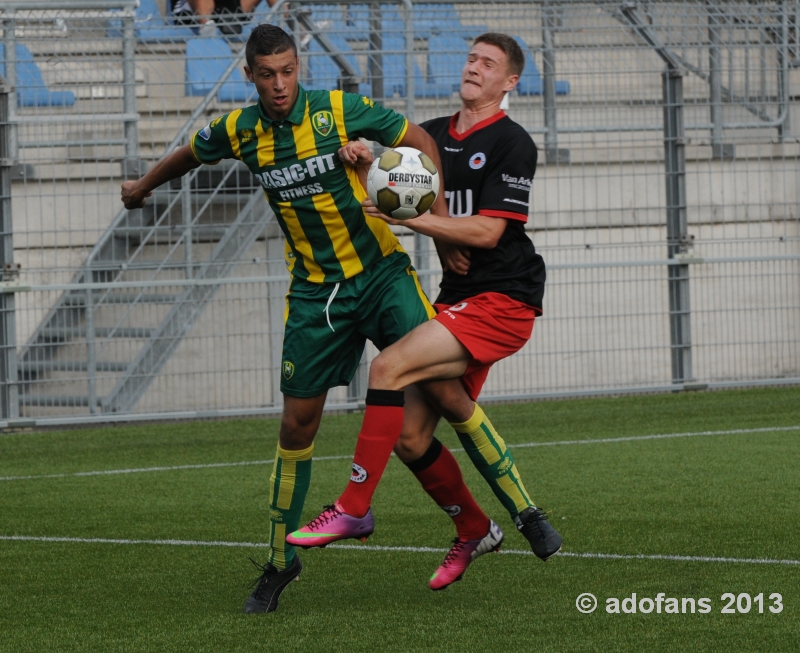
415, 4, 487, 39
305, 33, 371, 95
0, 44, 76, 107
513, 36, 570, 96
341, 4, 369, 33
227, 1, 275, 41
418, 32, 469, 98
108, 0, 193, 42
185, 37, 255, 103
378, 33, 426, 98
348, 4, 480, 40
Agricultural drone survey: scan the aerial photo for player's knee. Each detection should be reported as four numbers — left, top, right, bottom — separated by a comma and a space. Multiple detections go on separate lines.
279, 413, 319, 448
394, 430, 431, 463
368, 352, 400, 389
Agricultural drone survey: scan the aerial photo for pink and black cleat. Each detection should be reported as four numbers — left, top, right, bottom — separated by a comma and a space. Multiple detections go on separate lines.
429, 520, 504, 591
286, 502, 374, 548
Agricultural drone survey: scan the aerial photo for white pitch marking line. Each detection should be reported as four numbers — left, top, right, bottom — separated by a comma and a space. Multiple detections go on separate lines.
507, 425, 800, 449
1, 425, 798, 483
0, 454, 352, 482
1, 535, 798, 567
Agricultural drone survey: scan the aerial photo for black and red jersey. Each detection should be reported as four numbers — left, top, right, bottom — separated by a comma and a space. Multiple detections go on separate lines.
421, 111, 545, 312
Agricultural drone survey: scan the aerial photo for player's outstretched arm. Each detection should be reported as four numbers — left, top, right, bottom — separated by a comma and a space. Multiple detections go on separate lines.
121, 145, 202, 210
363, 198, 507, 250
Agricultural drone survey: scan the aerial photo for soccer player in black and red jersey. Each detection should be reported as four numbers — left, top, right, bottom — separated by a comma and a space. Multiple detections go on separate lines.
289, 33, 561, 589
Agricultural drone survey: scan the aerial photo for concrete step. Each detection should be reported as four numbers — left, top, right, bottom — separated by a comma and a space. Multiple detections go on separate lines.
38, 327, 156, 340
62, 292, 181, 306
19, 395, 101, 408
19, 360, 129, 374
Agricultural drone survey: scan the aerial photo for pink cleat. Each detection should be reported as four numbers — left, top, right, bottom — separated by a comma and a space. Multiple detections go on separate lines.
429, 520, 504, 591
286, 502, 374, 548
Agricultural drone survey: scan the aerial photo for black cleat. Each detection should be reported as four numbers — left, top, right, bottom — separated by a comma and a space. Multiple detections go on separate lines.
242, 554, 302, 614
517, 507, 562, 560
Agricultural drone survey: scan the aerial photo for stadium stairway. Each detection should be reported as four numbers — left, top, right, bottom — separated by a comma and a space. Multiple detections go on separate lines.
17, 161, 275, 416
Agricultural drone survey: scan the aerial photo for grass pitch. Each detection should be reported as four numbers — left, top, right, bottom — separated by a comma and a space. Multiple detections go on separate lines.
1, 386, 799, 652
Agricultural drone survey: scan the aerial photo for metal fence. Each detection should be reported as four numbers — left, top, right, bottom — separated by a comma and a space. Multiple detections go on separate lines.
0, 0, 798, 427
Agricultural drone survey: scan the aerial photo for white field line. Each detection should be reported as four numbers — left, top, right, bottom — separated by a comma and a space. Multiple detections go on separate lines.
1, 534, 799, 567
1, 425, 798, 483
0, 454, 353, 482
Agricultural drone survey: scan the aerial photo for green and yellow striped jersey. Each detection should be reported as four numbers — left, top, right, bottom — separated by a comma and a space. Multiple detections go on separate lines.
191, 85, 409, 284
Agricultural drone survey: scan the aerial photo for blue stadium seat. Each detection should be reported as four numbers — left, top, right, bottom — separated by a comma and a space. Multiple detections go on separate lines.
416, 4, 487, 39
231, 1, 275, 41
341, 4, 369, 33
108, 0, 193, 42
307, 4, 345, 30
420, 32, 469, 98
0, 44, 76, 107
185, 37, 255, 103
305, 33, 371, 95
356, 4, 482, 40
379, 33, 426, 98
513, 36, 570, 96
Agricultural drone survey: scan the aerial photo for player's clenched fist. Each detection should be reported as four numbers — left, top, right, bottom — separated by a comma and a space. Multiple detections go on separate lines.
120, 180, 153, 210
338, 140, 373, 168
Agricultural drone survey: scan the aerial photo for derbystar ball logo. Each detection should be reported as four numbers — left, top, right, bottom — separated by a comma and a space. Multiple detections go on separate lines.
469, 152, 486, 169
387, 172, 433, 189
350, 463, 368, 483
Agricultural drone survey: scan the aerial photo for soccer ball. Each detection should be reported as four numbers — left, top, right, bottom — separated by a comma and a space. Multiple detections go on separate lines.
366, 147, 440, 220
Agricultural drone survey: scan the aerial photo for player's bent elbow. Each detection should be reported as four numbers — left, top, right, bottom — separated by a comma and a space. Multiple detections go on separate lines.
484, 233, 503, 249
475, 218, 507, 249
473, 231, 502, 249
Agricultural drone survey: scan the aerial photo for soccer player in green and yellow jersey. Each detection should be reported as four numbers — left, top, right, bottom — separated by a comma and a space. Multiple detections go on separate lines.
121, 24, 496, 613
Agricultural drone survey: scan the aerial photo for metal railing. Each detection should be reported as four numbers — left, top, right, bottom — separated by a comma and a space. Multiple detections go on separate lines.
0, 0, 797, 426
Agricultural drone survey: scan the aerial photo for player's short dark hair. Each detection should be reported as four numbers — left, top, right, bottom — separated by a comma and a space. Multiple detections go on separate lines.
473, 33, 525, 77
245, 24, 297, 68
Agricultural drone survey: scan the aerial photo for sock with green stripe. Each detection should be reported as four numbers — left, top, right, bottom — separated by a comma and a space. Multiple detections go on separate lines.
267, 443, 313, 570
449, 403, 535, 525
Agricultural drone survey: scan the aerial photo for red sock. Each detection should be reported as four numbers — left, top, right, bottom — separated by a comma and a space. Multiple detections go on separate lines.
406, 438, 490, 541
338, 389, 405, 518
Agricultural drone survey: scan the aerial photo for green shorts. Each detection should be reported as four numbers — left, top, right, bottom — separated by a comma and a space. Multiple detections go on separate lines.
280, 251, 435, 398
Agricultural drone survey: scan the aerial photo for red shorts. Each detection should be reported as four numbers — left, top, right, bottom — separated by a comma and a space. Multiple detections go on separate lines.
433, 292, 537, 401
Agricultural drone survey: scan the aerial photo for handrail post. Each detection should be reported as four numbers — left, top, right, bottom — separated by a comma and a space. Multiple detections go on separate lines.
707, 1, 734, 159
2, 9, 18, 164
368, 1, 384, 102
122, 5, 142, 177
85, 287, 98, 414
541, 1, 568, 164
0, 76, 20, 419
777, 0, 792, 140
663, 67, 692, 385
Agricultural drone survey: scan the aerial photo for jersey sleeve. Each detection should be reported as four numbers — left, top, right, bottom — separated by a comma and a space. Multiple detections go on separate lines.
190, 114, 235, 165
477, 134, 538, 222
341, 93, 408, 147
